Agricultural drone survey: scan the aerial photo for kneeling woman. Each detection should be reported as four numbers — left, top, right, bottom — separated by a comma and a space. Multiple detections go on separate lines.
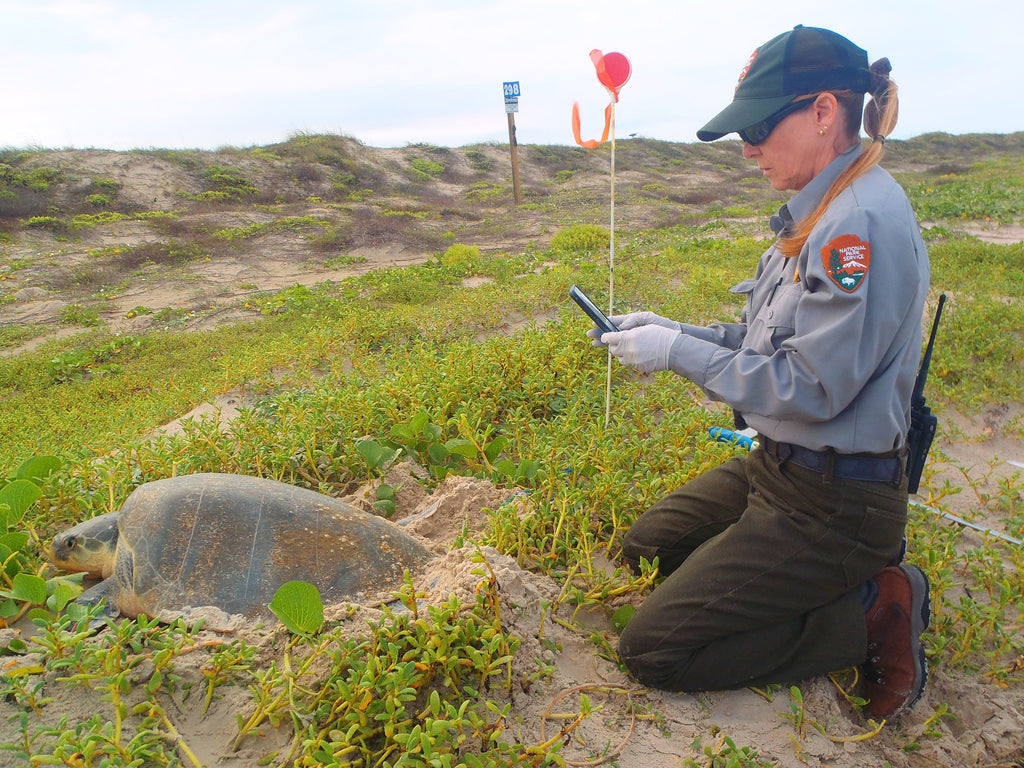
591, 25, 931, 721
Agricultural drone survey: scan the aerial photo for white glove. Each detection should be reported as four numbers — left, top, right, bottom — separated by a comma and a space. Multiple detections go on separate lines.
602, 324, 681, 373
586, 311, 681, 346
614, 311, 682, 331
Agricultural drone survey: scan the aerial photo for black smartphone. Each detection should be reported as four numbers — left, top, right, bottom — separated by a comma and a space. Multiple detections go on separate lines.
570, 285, 619, 333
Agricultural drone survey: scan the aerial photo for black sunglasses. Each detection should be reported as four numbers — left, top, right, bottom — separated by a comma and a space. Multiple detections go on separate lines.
738, 98, 817, 145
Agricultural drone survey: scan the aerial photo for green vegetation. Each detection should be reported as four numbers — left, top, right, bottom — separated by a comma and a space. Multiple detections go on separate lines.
440, 243, 480, 266
56, 304, 101, 328
549, 224, 610, 256
685, 727, 775, 767
195, 164, 259, 201
0, 322, 47, 350
409, 157, 445, 181
0, 163, 65, 192
0, 156, 135, 226
211, 215, 332, 241
920, 236, 1024, 407
267, 133, 386, 194
24, 216, 65, 232
903, 158, 1024, 223
0, 457, 81, 634
464, 149, 494, 173
0, 133, 1021, 766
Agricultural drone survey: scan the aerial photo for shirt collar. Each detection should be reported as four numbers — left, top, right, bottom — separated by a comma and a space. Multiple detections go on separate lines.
770, 143, 863, 236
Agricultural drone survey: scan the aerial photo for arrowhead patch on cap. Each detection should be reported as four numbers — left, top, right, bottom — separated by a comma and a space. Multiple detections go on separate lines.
736, 50, 758, 91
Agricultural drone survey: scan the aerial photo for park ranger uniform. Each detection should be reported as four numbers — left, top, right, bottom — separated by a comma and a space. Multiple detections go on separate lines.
617, 144, 931, 691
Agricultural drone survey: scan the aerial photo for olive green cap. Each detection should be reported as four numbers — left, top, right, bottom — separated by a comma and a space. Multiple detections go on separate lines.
698, 25, 871, 142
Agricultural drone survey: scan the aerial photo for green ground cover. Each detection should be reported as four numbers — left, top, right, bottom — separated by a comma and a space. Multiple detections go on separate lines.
2, 153, 1023, 765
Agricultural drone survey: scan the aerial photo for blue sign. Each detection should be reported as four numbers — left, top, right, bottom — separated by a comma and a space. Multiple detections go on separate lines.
503, 81, 520, 113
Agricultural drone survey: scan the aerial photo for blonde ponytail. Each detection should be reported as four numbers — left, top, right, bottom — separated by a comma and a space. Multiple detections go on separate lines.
776, 58, 899, 259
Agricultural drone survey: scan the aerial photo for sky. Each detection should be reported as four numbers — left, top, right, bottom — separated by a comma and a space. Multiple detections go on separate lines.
1, 0, 1020, 152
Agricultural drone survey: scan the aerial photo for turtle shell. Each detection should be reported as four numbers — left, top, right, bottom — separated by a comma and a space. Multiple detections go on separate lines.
112, 473, 430, 617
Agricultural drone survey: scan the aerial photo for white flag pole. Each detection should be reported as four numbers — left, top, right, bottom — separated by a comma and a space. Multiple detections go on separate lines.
605, 101, 617, 430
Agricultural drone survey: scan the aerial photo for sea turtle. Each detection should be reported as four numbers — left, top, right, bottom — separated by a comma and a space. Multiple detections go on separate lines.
47, 473, 431, 619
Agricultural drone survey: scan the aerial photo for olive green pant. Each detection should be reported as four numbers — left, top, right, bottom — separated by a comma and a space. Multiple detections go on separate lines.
617, 446, 908, 691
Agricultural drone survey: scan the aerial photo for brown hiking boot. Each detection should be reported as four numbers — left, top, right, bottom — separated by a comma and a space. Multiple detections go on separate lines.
861, 565, 931, 721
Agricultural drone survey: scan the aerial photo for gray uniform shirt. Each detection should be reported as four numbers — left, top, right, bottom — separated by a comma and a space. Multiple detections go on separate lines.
667, 145, 930, 453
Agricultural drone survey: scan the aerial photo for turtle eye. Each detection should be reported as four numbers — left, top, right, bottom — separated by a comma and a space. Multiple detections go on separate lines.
64, 535, 78, 551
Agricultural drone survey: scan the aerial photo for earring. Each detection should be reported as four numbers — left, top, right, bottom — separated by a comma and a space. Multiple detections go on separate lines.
818, 126, 828, 136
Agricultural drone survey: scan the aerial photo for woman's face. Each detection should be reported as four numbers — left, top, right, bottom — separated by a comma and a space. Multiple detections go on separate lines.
741, 95, 845, 192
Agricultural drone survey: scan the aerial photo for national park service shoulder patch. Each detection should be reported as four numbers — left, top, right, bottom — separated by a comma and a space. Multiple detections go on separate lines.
821, 234, 871, 293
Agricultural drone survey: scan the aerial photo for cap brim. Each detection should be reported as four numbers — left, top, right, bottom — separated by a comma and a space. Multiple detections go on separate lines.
697, 94, 795, 142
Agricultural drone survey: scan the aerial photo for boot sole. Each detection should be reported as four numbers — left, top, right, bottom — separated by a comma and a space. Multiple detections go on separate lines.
895, 564, 931, 717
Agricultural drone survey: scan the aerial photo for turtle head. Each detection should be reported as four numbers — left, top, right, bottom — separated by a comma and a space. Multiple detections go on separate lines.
47, 511, 120, 579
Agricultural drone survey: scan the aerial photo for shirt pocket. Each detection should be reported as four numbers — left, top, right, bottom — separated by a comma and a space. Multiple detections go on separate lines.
763, 281, 802, 352
728, 279, 757, 324
728, 278, 758, 296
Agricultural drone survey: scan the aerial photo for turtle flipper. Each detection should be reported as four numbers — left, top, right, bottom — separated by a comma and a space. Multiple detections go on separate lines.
77, 578, 121, 619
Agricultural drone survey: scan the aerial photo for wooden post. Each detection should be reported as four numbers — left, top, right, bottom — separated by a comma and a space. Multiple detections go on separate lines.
503, 81, 522, 207
507, 112, 522, 206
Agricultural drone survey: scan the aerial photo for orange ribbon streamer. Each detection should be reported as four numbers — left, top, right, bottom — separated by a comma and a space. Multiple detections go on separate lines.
571, 102, 612, 149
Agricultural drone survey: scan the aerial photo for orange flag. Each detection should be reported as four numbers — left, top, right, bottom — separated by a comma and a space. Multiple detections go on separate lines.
572, 50, 631, 148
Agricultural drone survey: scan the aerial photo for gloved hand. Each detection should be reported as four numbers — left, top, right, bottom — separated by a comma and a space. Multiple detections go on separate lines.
602, 324, 681, 373
615, 311, 682, 331
586, 311, 681, 346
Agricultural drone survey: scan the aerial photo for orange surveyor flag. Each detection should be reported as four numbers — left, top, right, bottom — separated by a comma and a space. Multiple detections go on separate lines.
590, 49, 630, 102
571, 49, 631, 148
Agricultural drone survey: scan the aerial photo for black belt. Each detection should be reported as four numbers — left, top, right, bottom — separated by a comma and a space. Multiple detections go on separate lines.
760, 436, 903, 484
